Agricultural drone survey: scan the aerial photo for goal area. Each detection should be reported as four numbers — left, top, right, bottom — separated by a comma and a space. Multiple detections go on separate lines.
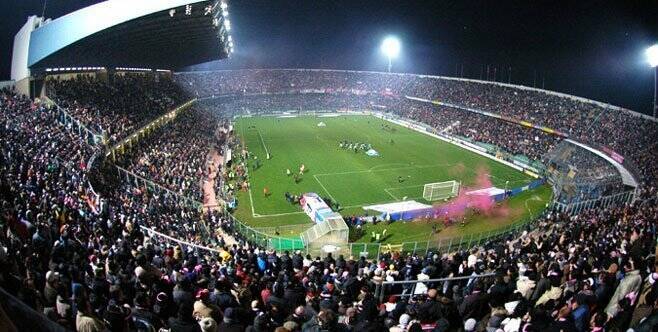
423, 180, 460, 201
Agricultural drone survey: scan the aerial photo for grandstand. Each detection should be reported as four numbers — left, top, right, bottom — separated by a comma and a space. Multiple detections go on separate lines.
1, 2, 657, 332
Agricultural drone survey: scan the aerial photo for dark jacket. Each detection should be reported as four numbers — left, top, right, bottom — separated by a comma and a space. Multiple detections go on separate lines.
458, 291, 490, 320
217, 321, 246, 332
167, 317, 201, 332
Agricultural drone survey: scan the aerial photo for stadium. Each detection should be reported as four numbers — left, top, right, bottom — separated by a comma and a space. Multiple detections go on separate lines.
0, 1, 657, 331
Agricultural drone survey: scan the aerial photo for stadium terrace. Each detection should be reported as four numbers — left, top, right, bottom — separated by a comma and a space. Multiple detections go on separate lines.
1, 2, 658, 332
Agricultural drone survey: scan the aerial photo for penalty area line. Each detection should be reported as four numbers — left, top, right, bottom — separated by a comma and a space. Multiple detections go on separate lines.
312, 174, 337, 203
247, 182, 257, 217
252, 211, 306, 218
249, 127, 270, 158
256, 129, 270, 158
239, 124, 258, 218
383, 188, 400, 200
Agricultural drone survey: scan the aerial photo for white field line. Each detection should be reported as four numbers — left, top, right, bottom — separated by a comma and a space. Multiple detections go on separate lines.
247, 188, 257, 216
238, 117, 533, 218
367, 163, 411, 171
250, 177, 527, 218
312, 174, 338, 202
239, 123, 258, 217
384, 184, 427, 201
314, 163, 452, 177
252, 211, 306, 218
383, 188, 399, 200
254, 128, 270, 158
524, 195, 544, 215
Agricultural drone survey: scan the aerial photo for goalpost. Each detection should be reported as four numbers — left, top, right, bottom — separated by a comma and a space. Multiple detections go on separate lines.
423, 180, 460, 201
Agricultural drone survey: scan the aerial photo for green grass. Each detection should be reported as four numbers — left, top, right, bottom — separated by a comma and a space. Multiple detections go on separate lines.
231, 115, 549, 244
351, 184, 551, 244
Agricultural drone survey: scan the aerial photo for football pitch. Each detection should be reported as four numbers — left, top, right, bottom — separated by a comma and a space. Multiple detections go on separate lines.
232, 115, 551, 243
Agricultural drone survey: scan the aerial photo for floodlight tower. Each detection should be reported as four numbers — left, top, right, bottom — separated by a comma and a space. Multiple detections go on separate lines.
381, 36, 401, 73
647, 44, 658, 118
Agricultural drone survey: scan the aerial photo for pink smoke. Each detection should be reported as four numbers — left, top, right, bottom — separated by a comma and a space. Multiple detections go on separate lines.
432, 166, 506, 220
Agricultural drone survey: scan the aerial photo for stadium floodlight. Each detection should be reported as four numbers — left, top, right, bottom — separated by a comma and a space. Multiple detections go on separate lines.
647, 44, 658, 118
647, 44, 658, 68
224, 19, 231, 31
381, 36, 401, 72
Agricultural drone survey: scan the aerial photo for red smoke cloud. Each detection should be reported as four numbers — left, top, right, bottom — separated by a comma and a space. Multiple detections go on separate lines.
432, 166, 505, 220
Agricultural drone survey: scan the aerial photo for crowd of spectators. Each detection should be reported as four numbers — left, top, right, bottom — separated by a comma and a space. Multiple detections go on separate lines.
201, 92, 555, 163
543, 143, 625, 204
414, 80, 658, 187
201, 93, 375, 115
176, 69, 658, 187
49, 73, 190, 145
0, 89, 99, 248
116, 107, 220, 201
1, 67, 657, 332
176, 70, 412, 98
389, 99, 559, 162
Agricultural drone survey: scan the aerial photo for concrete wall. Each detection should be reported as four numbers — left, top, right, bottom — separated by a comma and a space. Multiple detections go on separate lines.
14, 78, 30, 97
11, 16, 43, 82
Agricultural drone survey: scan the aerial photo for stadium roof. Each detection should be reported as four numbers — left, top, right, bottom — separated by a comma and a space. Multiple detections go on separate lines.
27, 0, 231, 72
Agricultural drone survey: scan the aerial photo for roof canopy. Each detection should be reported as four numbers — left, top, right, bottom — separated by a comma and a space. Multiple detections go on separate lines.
27, 0, 231, 71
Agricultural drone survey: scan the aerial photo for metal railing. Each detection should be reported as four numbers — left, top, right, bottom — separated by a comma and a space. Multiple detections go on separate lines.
223, 206, 306, 251
115, 165, 203, 210
85, 151, 103, 213
45, 97, 106, 147
106, 98, 197, 160
253, 223, 315, 236
140, 225, 222, 253
224, 209, 537, 258
551, 189, 635, 215
348, 213, 539, 261
374, 273, 497, 303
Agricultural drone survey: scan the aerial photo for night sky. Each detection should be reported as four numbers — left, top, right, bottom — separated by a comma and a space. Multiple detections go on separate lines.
1, 0, 657, 114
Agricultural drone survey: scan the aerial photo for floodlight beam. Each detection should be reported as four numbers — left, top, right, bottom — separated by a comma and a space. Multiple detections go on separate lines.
381, 36, 401, 72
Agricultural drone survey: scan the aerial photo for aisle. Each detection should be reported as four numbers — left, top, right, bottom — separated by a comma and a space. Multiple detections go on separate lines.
201, 146, 238, 246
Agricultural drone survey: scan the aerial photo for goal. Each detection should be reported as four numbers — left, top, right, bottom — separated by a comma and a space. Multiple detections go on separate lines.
423, 180, 460, 201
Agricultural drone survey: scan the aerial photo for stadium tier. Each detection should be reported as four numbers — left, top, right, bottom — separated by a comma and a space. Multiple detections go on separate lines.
1, 67, 657, 331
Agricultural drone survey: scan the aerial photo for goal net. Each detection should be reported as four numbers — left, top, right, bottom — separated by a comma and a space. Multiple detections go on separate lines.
423, 180, 460, 201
